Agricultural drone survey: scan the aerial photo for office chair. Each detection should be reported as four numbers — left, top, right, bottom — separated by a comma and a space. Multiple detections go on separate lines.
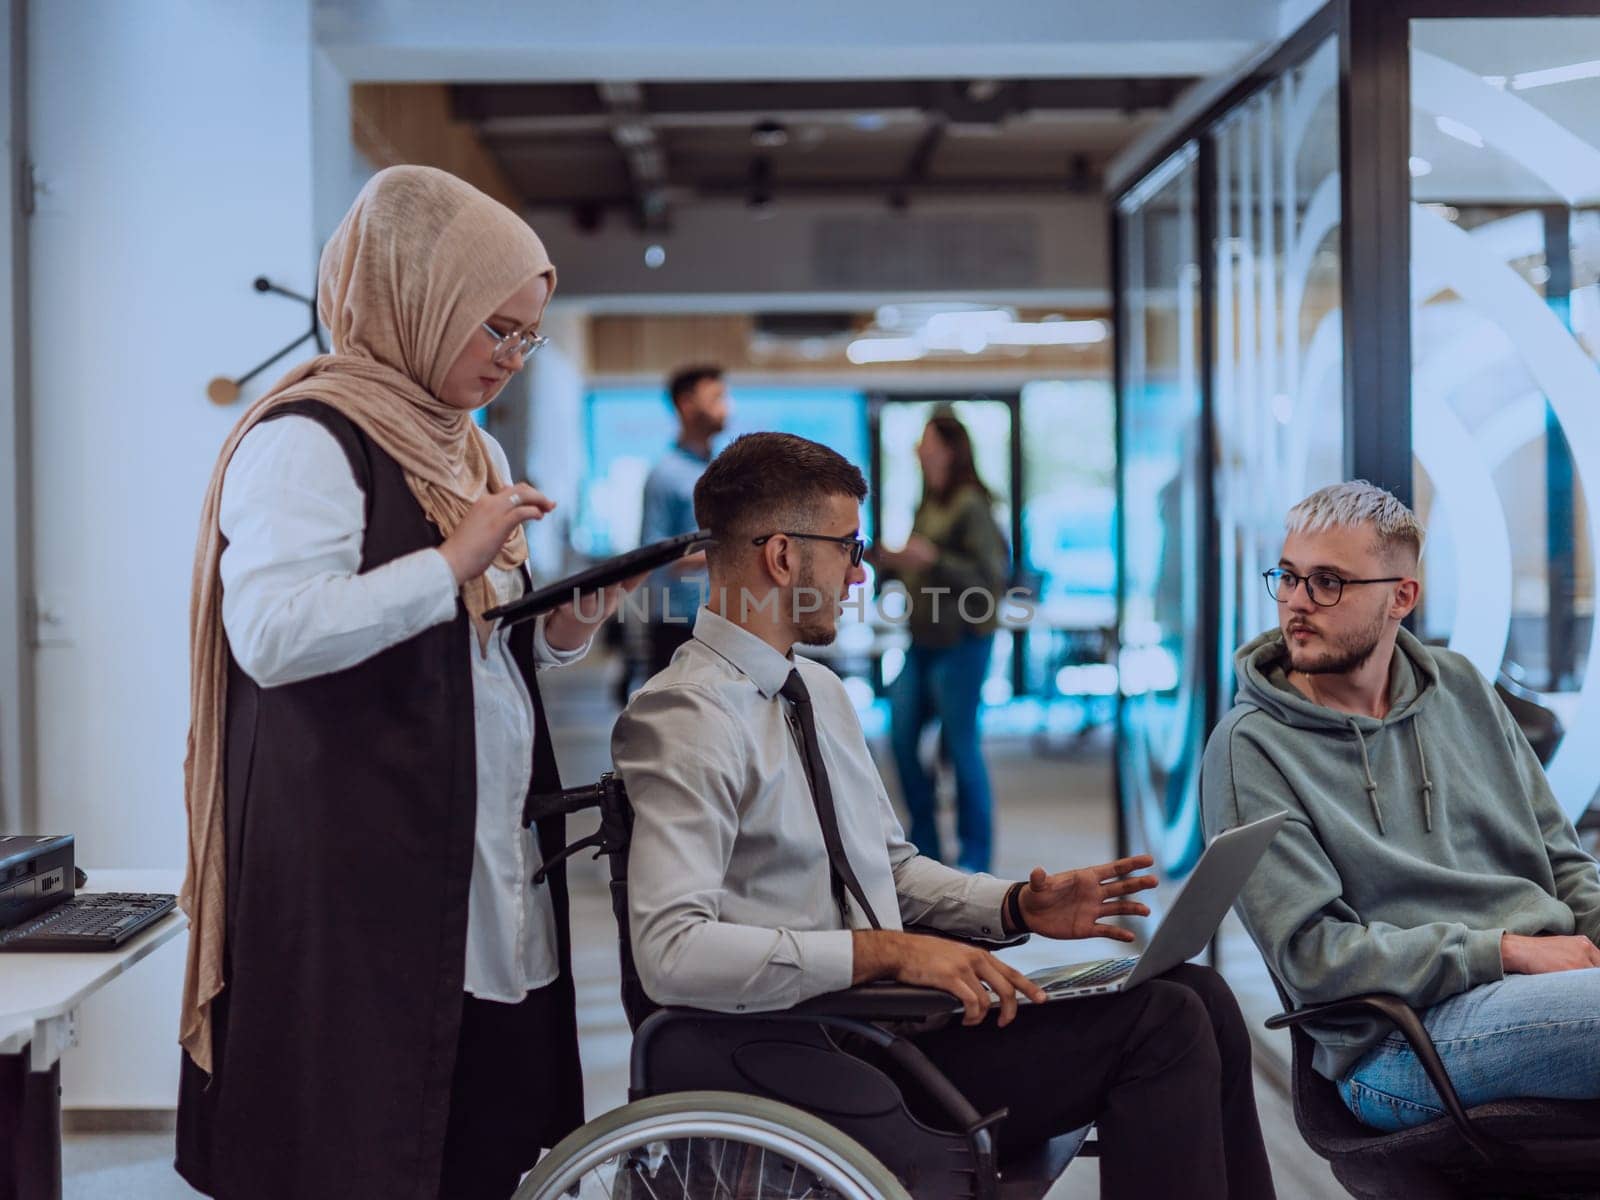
516, 773, 1094, 1200
1265, 973, 1600, 1199
1494, 669, 1564, 766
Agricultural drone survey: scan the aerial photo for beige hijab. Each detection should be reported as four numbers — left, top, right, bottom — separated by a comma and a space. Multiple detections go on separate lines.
179, 165, 557, 1072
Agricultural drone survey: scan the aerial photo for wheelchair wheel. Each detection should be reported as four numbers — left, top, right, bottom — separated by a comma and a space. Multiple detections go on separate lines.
516, 1090, 912, 1200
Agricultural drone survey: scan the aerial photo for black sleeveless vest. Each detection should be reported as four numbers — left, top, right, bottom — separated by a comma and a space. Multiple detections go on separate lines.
175, 400, 583, 1200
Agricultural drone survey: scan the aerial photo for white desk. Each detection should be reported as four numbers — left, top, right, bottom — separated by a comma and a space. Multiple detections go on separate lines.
0, 869, 186, 1200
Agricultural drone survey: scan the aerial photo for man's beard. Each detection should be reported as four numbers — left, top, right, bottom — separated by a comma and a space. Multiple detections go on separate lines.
1286, 606, 1388, 675
793, 561, 839, 647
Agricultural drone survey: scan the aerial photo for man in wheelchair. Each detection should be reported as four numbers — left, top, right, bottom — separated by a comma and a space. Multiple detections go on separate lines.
611, 432, 1276, 1198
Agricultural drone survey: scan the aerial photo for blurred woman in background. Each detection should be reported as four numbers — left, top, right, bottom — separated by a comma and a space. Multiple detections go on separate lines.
873, 409, 1008, 872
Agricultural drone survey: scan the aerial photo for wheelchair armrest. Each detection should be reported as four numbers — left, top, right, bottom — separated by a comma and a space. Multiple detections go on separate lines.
904, 922, 1029, 952
1266, 992, 1499, 1163
788, 982, 963, 1021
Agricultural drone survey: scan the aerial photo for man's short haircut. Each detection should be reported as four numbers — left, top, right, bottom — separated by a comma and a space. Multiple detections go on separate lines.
694, 433, 867, 568
668, 365, 723, 409
1285, 480, 1425, 568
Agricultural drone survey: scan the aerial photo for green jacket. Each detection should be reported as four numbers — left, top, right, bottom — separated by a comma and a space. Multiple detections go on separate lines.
1201, 627, 1600, 1080
880, 485, 1008, 648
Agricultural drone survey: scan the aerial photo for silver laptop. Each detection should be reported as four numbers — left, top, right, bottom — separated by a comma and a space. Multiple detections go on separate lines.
1022, 812, 1287, 1002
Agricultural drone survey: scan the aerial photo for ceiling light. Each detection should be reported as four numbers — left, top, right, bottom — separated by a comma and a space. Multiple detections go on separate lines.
1511, 58, 1600, 90
1409, 156, 1433, 178
846, 337, 925, 365
643, 244, 666, 269
1435, 115, 1484, 148
916, 309, 1010, 354
986, 318, 1108, 346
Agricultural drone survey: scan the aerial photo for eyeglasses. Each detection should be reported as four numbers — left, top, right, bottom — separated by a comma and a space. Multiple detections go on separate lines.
1263, 567, 1404, 607
751, 531, 866, 566
480, 321, 549, 368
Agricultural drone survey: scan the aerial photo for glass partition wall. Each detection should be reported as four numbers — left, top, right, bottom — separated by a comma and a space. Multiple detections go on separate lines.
1116, 147, 1207, 877
1409, 13, 1600, 820
1115, 22, 1345, 881
1114, 1, 1600, 925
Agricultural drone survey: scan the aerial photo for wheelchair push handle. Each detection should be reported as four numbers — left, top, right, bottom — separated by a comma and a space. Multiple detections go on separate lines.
527, 772, 632, 885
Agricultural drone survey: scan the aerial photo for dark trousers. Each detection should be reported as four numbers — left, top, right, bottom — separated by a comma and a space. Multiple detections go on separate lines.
438, 987, 571, 1200
888, 633, 997, 871
912, 963, 1276, 1199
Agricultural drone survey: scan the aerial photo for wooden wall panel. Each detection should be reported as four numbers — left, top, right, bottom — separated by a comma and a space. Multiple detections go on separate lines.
351, 83, 520, 212
586, 310, 1111, 377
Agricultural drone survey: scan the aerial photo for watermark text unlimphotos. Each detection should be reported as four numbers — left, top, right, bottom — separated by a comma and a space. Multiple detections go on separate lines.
563, 583, 1037, 627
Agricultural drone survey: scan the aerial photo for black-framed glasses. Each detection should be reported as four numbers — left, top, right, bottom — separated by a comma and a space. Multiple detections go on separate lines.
1263, 567, 1403, 607
480, 321, 549, 368
751, 531, 866, 566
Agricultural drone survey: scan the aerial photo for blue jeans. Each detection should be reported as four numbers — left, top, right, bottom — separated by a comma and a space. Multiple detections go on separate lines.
889, 633, 995, 872
1338, 967, 1600, 1131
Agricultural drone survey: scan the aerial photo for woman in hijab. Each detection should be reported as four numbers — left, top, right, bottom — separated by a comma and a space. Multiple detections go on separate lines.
175, 165, 616, 1200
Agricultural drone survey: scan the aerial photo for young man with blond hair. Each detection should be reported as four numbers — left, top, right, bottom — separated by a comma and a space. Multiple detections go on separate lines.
1203, 480, 1600, 1131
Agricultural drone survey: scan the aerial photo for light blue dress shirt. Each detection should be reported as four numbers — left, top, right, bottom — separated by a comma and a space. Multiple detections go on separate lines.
639, 441, 712, 622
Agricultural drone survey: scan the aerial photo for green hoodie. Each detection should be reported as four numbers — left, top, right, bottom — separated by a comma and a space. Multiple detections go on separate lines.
1202, 627, 1600, 1081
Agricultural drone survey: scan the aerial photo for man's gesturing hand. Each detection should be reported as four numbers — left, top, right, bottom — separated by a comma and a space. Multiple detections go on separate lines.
1501, 932, 1600, 974
1015, 855, 1157, 942
852, 931, 1046, 1027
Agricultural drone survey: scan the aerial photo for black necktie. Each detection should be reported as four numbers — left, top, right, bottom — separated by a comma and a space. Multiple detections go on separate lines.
780, 668, 882, 930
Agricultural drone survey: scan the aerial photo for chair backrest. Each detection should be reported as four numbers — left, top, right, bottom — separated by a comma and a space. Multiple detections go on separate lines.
1494, 676, 1564, 764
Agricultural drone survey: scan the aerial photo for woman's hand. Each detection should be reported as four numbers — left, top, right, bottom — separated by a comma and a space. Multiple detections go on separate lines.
543, 572, 648, 652
438, 485, 555, 586
898, 534, 939, 570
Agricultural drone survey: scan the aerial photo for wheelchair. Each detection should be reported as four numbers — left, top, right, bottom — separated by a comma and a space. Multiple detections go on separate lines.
514, 774, 1095, 1200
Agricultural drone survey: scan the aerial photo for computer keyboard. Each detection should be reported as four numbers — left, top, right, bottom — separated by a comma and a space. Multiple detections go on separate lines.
0, 892, 177, 952
1035, 955, 1141, 994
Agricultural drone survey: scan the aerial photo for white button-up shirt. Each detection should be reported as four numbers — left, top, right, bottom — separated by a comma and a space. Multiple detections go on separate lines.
218, 415, 588, 1002
611, 606, 1011, 1012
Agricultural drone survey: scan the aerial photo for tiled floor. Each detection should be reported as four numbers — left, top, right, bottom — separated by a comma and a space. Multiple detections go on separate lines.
62, 651, 1343, 1199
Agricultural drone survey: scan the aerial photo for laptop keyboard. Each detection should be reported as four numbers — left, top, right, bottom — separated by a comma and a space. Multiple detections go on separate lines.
1036, 955, 1141, 994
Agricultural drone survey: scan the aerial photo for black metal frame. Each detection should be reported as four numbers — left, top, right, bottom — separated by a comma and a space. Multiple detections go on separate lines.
1109, 203, 1128, 861
1337, 0, 1413, 501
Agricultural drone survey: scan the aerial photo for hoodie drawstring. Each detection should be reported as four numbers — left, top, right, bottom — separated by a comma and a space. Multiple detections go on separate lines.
1347, 719, 1387, 835
1347, 717, 1436, 835
1412, 721, 1434, 833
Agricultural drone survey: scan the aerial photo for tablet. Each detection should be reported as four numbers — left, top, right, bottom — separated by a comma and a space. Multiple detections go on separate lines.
483, 530, 714, 627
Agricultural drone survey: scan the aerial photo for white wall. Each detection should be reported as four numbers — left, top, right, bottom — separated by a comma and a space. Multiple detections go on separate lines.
522, 308, 590, 577
28, 0, 315, 1107
1, 0, 31, 834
